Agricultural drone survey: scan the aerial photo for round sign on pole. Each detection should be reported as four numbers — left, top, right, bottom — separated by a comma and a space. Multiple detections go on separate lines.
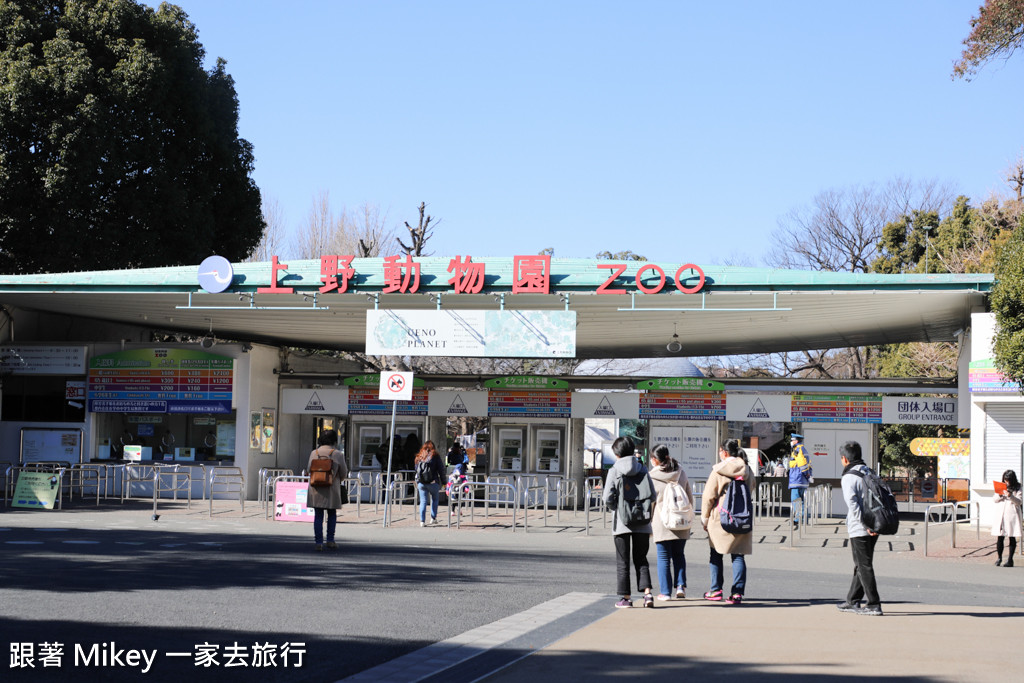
379, 371, 413, 401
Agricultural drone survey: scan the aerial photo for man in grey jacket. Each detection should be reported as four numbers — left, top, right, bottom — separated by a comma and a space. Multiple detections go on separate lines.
602, 436, 656, 609
836, 440, 883, 616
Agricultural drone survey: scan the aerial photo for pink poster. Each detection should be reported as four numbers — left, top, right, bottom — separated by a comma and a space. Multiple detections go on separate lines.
274, 480, 314, 522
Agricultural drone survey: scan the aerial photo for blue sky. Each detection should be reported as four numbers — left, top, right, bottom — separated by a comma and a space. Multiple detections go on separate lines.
158, 1, 1024, 266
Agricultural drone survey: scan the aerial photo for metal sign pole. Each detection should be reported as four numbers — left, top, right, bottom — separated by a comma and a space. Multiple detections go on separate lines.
382, 399, 398, 528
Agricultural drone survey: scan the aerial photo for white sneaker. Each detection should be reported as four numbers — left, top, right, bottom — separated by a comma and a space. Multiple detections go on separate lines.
675, 587, 686, 599
430, 518, 438, 525
419, 522, 425, 527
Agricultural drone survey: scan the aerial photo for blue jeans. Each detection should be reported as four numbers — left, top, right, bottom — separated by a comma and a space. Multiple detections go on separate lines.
313, 508, 336, 545
790, 487, 807, 523
656, 539, 687, 594
418, 482, 440, 522
709, 547, 746, 596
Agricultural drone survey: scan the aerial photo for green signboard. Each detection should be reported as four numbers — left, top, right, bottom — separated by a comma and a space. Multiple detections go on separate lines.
635, 378, 725, 391
342, 374, 426, 387
483, 376, 569, 390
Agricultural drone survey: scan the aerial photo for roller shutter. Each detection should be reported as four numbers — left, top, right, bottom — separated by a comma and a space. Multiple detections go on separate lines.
984, 404, 1024, 482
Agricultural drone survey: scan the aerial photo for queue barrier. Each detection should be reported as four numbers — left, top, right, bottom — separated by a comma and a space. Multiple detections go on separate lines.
208, 467, 245, 516
122, 463, 169, 503
155, 466, 194, 509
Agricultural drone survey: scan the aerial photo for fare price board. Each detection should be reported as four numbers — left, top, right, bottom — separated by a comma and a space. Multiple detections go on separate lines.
347, 386, 428, 416
639, 392, 726, 421
791, 395, 882, 423
487, 390, 571, 418
87, 349, 233, 414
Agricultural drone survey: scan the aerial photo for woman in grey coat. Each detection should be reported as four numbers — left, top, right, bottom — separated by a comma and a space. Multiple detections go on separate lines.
306, 429, 349, 551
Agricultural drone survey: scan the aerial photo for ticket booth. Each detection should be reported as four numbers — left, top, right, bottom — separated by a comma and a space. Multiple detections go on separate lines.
496, 426, 525, 473
490, 422, 567, 476
535, 427, 563, 473
351, 421, 425, 471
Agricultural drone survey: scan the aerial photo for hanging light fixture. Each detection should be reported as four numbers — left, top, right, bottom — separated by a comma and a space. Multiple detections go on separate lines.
666, 323, 682, 353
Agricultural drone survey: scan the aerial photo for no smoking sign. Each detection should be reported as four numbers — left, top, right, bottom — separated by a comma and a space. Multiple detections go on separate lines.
379, 371, 414, 401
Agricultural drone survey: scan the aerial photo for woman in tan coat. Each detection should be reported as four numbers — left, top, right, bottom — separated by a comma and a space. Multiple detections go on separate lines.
649, 444, 694, 600
700, 439, 753, 605
306, 429, 349, 551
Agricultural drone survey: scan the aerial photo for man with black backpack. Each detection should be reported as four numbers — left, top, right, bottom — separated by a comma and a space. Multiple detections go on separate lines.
837, 441, 884, 616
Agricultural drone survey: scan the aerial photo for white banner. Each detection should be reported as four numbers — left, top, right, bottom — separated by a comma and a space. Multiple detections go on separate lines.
428, 390, 489, 417
726, 394, 792, 422
571, 392, 640, 419
281, 388, 348, 414
365, 310, 576, 357
882, 397, 957, 425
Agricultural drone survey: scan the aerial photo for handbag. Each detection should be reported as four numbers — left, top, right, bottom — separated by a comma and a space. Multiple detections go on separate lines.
339, 483, 349, 506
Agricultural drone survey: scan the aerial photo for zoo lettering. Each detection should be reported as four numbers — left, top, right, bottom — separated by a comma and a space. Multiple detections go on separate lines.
256, 255, 706, 296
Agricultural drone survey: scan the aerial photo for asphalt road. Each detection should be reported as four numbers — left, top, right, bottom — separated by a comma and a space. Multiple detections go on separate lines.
2, 503, 1022, 683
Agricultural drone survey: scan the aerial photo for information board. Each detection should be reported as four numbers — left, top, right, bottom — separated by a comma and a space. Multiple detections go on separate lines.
12, 471, 62, 509
791, 395, 883, 423
20, 428, 82, 465
487, 390, 571, 418
274, 480, 314, 522
87, 348, 233, 413
639, 392, 726, 421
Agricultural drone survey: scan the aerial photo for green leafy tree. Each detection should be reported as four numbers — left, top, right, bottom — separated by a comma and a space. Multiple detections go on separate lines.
953, 0, 1024, 80
878, 423, 943, 476
992, 214, 1024, 388
0, 0, 264, 273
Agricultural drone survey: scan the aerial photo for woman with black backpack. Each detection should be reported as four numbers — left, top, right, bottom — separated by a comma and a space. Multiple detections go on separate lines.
414, 441, 445, 527
700, 439, 753, 605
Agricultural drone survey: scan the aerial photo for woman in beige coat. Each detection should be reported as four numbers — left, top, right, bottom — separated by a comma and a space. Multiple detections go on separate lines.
701, 439, 753, 605
306, 429, 349, 551
649, 444, 694, 600
992, 469, 1022, 567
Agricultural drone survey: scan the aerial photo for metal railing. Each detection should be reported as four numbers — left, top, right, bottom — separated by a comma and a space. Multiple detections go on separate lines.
448, 480, 520, 531
342, 476, 362, 517
208, 467, 245, 516
258, 468, 294, 512
924, 502, 957, 557
584, 476, 607, 535
756, 481, 784, 518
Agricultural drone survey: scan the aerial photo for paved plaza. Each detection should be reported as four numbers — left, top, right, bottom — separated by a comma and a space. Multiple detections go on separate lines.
2, 498, 1021, 682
